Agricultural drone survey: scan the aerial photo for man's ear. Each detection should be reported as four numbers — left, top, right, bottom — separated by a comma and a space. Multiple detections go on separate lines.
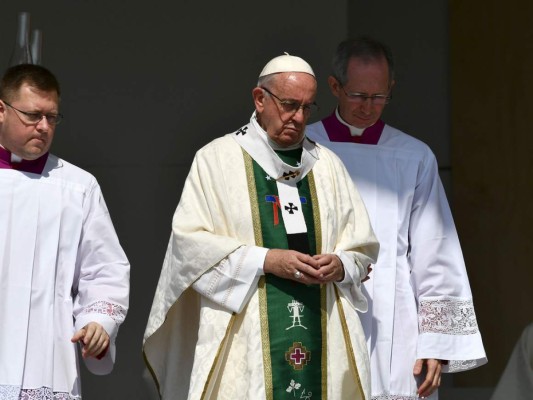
0, 100, 7, 124
252, 87, 266, 113
327, 76, 341, 98
389, 79, 396, 92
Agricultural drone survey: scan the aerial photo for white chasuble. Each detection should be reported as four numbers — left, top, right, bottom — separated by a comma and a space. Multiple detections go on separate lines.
143, 114, 379, 400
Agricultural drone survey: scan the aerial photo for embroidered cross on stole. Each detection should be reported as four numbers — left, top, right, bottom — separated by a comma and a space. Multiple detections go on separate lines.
246, 148, 327, 400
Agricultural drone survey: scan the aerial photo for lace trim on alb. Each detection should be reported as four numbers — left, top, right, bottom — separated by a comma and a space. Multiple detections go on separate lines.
372, 394, 418, 400
418, 297, 479, 335
447, 359, 480, 372
0, 385, 81, 399
80, 300, 126, 324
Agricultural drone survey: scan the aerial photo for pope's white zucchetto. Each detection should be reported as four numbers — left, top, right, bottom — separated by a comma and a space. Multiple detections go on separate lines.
259, 52, 315, 78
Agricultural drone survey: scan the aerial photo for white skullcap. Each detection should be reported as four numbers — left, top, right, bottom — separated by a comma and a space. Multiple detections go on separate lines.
259, 52, 315, 78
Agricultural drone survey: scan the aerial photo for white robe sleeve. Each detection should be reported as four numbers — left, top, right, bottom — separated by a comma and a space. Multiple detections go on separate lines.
72, 181, 130, 375
334, 249, 377, 315
408, 152, 486, 371
192, 245, 268, 313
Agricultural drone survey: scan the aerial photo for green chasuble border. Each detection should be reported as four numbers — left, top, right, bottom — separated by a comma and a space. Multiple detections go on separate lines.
243, 150, 328, 400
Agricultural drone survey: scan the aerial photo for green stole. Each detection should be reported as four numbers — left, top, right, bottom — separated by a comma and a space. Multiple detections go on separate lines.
245, 148, 327, 400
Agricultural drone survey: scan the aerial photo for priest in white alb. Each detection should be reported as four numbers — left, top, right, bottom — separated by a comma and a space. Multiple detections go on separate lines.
306, 37, 487, 399
0, 64, 130, 399
143, 54, 379, 400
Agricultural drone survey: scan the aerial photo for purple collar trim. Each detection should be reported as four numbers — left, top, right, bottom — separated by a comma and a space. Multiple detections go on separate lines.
0, 146, 48, 174
321, 111, 384, 145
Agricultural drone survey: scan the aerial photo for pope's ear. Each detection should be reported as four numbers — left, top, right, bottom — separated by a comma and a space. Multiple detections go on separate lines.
328, 76, 341, 98
252, 87, 266, 112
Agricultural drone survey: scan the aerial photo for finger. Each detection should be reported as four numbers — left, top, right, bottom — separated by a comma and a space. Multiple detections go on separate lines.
311, 254, 333, 269
292, 272, 321, 285
418, 377, 432, 397
413, 359, 424, 375
86, 334, 109, 358
418, 360, 441, 397
298, 263, 322, 279
82, 324, 97, 345
71, 328, 86, 343
317, 267, 337, 282
431, 362, 442, 391
298, 253, 320, 268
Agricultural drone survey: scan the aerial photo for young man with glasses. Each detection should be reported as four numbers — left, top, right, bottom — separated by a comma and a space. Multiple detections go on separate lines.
0, 64, 130, 399
306, 37, 487, 399
144, 54, 379, 400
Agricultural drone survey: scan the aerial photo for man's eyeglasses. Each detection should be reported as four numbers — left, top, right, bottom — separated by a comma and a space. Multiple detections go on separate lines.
2, 100, 63, 126
341, 87, 391, 106
261, 87, 319, 116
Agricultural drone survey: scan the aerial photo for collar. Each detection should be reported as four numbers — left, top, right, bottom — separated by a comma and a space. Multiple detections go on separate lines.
322, 109, 384, 145
0, 146, 49, 174
231, 112, 319, 182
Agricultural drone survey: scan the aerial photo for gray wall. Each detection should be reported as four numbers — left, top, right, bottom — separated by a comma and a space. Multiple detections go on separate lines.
1, 2, 495, 399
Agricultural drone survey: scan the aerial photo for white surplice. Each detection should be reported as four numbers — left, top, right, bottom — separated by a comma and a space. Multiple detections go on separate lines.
307, 115, 487, 400
0, 154, 130, 399
143, 114, 379, 400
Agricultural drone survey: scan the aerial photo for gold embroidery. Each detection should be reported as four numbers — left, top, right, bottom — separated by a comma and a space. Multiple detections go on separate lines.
334, 286, 365, 400
310, 169, 328, 399
244, 150, 275, 399
307, 171, 322, 254
243, 150, 263, 247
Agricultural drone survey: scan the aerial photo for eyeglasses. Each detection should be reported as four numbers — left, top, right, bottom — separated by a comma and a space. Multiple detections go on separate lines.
2, 100, 63, 126
340, 87, 391, 106
261, 87, 319, 116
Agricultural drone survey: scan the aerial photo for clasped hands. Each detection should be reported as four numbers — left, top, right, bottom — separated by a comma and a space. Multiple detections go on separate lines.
71, 321, 110, 359
264, 249, 344, 284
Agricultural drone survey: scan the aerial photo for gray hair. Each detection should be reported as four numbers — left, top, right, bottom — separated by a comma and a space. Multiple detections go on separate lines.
331, 37, 394, 86
257, 73, 279, 88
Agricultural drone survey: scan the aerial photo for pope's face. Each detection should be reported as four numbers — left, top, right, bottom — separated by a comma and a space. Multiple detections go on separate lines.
329, 56, 393, 129
0, 83, 59, 160
253, 72, 317, 147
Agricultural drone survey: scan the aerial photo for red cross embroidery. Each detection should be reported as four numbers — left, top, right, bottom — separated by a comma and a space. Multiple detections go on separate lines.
290, 348, 306, 364
285, 342, 311, 370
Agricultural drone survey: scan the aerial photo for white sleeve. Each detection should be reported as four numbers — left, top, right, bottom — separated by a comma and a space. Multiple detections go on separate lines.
73, 181, 130, 375
334, 250, 372, 313
409, 152, 486, 370
192, 245, 268, 313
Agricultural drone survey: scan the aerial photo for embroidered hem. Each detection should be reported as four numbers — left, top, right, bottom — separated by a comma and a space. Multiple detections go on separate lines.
371, 394, 418, 400
80, 301, 126, 324
0, 385, 81, 400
